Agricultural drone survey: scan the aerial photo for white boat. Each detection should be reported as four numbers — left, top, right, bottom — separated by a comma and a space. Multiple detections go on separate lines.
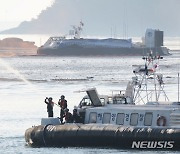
25, 53, 180, 150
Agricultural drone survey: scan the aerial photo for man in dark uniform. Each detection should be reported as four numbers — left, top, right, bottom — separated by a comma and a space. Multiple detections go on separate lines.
64, 108, 73, 123
72, 109, 81, 123
44, 97, 54, 117
58, 95, 67, 123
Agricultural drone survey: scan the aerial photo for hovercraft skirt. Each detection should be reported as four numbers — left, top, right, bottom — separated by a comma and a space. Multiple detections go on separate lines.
25, 124, 180, 149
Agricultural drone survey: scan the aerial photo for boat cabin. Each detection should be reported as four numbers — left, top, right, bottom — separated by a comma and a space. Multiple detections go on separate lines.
80, 88, 180, 127
84, 102, 180, 127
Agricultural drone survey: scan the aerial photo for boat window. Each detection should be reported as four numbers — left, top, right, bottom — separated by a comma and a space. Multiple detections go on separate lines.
103, 113, 111, 124
113, 96, 127, 104
80, 98, 92, 106
89, 112, 97, 123
144, 112, 153, 126
80, 97, 105, 107
100, 98, 105, 104
130, 113, 139, 126
107, 97, 113, 104
116, 113, 125, 125
126, 97, 133, 104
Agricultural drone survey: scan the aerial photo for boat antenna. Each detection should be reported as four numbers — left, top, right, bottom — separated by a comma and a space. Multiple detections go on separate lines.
70, 21, 84, 39
123, 0, 128, 39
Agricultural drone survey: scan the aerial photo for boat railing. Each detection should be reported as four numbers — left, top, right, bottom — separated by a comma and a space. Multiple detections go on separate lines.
49, 36, 66, 41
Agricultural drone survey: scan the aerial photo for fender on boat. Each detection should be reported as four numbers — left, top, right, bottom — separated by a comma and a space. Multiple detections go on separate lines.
25, 124, 180, 149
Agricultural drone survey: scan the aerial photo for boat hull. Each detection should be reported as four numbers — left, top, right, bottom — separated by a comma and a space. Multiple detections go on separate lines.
25, 124, 180, 150
37, 46, 169, 56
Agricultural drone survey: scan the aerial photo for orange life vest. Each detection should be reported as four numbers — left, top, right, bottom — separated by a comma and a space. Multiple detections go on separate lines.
59, 100, 67, 109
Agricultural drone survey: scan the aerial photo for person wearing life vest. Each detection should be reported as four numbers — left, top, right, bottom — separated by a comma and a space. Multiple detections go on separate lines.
44, 97, 54, 117
58, 95, 67, 124
64, 108, 73, 123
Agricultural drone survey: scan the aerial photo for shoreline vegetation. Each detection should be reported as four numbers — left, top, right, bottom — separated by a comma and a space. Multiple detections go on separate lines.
0, 37, 37, 57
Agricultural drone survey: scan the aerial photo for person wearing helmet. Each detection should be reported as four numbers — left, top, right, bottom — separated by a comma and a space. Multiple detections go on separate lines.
58, 95, 67, 123
64, 108, 73, 123
44, 97, 54, 117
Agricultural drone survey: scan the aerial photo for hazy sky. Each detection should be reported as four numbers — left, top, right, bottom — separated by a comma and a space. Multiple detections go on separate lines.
0, 0, 54, 31
1, 0, 180, 36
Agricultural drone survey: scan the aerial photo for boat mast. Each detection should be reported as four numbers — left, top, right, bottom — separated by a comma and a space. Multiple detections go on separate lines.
151, 55, 158, 102
132, 52, 169, 104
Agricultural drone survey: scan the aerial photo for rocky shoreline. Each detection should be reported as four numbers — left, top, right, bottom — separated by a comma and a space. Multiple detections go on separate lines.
0, 37, 37, 57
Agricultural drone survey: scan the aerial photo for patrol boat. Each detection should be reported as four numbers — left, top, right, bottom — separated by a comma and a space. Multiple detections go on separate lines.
25, 53, 180, 150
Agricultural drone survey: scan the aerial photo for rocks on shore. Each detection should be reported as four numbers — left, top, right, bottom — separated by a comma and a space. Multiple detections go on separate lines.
0, 37, 37, 57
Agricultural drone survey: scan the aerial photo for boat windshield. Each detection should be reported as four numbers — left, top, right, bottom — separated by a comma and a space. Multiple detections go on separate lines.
113, 96, 127, 104
79, 97, 105, 107
108, 95, 132, 104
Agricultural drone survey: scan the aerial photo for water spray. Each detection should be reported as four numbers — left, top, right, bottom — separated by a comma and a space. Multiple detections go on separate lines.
0, 58, 38, 92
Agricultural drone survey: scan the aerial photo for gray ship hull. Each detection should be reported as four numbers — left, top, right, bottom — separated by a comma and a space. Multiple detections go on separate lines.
37, 46, 170, 56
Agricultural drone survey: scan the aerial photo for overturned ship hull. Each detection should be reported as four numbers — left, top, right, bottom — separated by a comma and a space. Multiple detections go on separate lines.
25, 124, 180, 150
37, 46, 170, 56
37, 29, 171, 56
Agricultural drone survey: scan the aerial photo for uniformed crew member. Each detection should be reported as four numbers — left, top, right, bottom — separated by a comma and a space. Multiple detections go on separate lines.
58, 95, 67, 123
64, 108, 73, 123
44, 97, 54, 117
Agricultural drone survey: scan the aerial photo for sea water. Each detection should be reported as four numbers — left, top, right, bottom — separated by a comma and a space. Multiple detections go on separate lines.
0, 52, 180, 153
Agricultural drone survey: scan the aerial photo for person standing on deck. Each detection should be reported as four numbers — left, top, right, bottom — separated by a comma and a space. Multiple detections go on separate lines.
44, 97, 54, 117
58, 95, 67, 123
